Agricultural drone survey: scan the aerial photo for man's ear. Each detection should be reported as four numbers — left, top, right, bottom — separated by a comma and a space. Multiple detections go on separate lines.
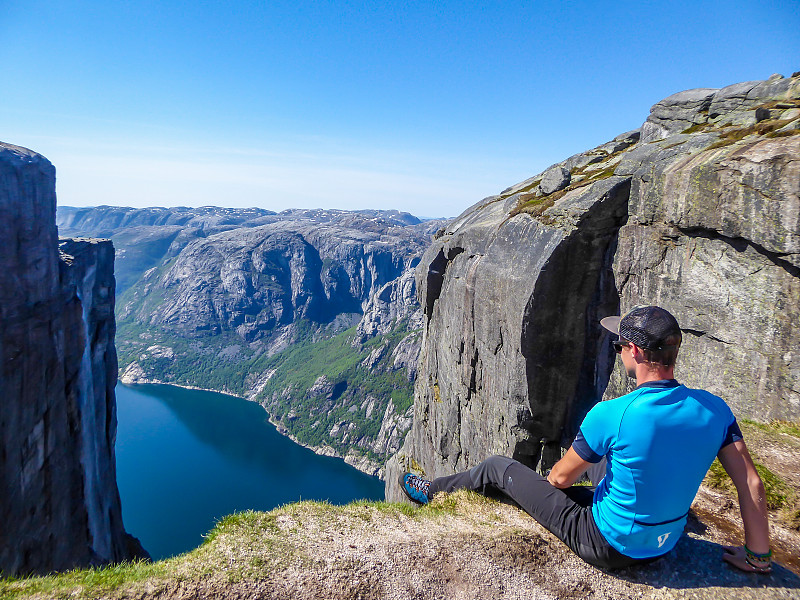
629, 343, 644, 361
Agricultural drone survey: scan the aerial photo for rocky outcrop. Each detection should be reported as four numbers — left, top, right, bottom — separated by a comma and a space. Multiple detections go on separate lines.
606, 74, 800, 420
353, 267, 422, 343
0, 143, 145, 575
387, 72, 800, 499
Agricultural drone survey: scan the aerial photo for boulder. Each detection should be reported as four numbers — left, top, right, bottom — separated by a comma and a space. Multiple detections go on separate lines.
539, 165, 571, 194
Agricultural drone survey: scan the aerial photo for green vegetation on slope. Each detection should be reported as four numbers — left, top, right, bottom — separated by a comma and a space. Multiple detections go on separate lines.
705, 458, 793, 511
115, 316, 417, 468
254, 320, 415, 462
116, 319, 268, 396
742, 418, 800, 439
704, 424, 800, 532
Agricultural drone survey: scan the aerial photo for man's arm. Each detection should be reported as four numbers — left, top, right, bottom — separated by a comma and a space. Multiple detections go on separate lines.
547, 447, 592, 488
717, 439, 771, 572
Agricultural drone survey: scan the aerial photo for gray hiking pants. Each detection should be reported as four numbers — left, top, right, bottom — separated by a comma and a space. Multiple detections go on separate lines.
428, 455, 661, 569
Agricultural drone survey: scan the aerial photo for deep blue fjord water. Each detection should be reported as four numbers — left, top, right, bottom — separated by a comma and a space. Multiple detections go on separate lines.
115, 383, 385, 560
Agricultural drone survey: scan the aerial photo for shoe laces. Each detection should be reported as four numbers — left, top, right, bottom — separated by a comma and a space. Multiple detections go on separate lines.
407, 474, 430, 495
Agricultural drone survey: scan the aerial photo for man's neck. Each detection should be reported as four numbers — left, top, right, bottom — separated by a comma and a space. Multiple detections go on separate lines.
634, 366, 675, 387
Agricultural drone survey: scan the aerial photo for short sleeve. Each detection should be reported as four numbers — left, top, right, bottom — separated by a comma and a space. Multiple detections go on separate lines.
572, 400, 617, 463
573, 430, 603, 463
720, 418, 743, 449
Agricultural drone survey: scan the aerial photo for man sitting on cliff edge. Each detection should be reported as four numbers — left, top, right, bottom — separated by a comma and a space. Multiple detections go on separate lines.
401, 305, 772, 573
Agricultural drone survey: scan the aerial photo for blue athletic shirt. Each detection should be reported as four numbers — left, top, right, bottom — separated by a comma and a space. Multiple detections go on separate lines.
572, 380, 742, 559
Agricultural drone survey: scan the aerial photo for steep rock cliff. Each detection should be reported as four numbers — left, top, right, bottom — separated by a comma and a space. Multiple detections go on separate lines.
386, 72, 800, 499
0, 143, 144, 575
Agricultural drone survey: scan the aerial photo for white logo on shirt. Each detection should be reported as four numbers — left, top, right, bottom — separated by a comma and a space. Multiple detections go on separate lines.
657, 532, 671, 548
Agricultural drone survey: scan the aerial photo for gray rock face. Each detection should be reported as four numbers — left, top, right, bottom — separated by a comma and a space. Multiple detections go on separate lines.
354, 268, 422, 343
386, 72, 800, 500
608, 135, 800, 421
114, 209, 441, 346
57, 206, 429, 298
0, 143, 144, 575
641, 88, 718, 142
386, 175, 630, 488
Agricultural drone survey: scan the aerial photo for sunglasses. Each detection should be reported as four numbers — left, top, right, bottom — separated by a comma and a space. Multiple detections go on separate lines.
612, 340, 630, 354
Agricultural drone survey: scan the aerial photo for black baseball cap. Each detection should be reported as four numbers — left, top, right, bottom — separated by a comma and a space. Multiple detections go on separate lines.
600, 305, 682, 350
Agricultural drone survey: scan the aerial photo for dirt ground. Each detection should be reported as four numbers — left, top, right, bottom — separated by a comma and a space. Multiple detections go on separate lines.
114, 491, 800, 600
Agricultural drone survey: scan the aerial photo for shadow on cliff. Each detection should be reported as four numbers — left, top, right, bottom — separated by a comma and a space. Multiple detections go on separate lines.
516, 178, 631, 469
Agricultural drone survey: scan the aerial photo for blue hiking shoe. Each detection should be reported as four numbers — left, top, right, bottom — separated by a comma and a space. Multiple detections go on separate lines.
400, 472, 431, 504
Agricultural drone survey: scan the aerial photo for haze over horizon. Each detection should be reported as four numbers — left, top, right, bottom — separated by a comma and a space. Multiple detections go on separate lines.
2, 1, 798, 218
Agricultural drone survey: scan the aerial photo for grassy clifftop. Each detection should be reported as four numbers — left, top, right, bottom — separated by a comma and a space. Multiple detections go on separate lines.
4, 477, 800, 599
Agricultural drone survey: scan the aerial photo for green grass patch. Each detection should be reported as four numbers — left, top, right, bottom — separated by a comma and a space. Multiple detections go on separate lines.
707, 118, 797, 149
584, 165, 617, 182
510, 196, 555, 218
509, 161, 619, 220
353, 490, 498, 520
742, 418, 800, 438
0, 558, 166, 600
765, 127, 800, 138
499, 179, 541, 199
705, 458, 793, 511
681, 122, 712, 134
752, 99, 800, 111
349, 499, 419, 518
203, 510, 281, 546
0, 494, 513, 599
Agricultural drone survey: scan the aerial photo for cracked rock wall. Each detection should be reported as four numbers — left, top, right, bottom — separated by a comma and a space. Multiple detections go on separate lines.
387, 72, 800, 500
0, 142, 144, 575
608, 91, 800, 419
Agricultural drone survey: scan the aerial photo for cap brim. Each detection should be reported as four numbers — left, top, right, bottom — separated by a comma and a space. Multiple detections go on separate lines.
600, 316, 621, 335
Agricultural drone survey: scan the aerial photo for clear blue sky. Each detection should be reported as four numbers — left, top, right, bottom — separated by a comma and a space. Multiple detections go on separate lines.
1, 1, 798, 217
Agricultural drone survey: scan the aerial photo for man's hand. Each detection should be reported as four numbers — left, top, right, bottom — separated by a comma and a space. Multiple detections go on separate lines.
722, 545, 772, 574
